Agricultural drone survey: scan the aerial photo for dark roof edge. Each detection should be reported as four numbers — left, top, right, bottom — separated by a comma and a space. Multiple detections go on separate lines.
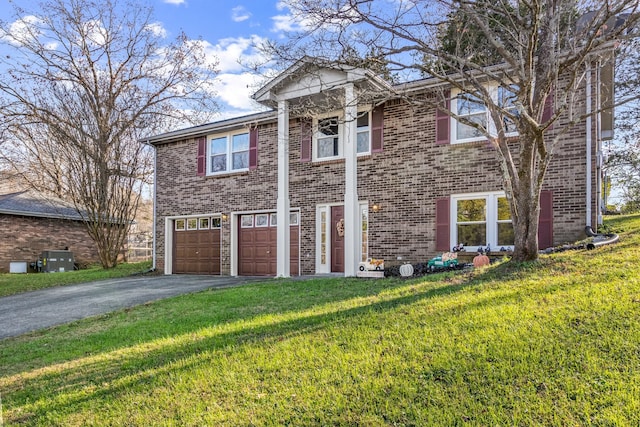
0, 209, 84, 221
142, 110, 277, 146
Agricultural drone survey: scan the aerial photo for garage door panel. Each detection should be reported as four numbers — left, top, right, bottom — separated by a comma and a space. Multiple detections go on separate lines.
238, 214, 299, 276
173, 228, 221, 275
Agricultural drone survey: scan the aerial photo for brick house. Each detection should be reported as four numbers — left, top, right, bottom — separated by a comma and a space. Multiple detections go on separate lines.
0, 190, 100, 272
146, 58, 611, 277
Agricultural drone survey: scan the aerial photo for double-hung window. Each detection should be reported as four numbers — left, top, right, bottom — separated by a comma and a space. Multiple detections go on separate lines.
455, 93, 487, 142
317, 116, 340, 159
452, 192, 514, 250
451, 85, 519, 143
314, 111, 371, 161
208, 131, 249, 174
356, 113, 371, 154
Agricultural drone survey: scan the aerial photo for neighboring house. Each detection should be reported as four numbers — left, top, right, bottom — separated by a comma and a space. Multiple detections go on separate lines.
0, 190, 100, 272
146, 58, 612, 277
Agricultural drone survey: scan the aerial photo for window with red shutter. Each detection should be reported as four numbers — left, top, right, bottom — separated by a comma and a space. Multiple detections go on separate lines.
300, 118, 312, 162
435, 91, 451, 145
435, 198, 451, 252
196, 137, 206, 176
371, 105, 384, 153
249, 127, 258, 170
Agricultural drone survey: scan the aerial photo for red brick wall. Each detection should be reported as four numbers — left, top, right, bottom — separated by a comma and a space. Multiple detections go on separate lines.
0, 214, 100, 272
154, 123, 280, 274
154, 87, 595, 274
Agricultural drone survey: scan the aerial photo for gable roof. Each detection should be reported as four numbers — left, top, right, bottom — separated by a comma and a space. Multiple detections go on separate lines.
0, 191, 84, 221
252, 56, 392, 108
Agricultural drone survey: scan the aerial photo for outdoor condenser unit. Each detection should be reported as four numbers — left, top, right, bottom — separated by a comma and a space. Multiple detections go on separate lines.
41, 250, 75, 273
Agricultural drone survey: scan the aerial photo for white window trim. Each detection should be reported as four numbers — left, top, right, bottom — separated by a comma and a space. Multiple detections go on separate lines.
312, 110, 372, 162
207, 130, 250, 176
450, 86, 519, 144
450, 191, 514, 252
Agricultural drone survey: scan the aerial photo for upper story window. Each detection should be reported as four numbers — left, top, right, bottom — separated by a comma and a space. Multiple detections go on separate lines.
356, 114, 370, 153
314, 111, 371, 161
451, 85, 519, 144
317, 116, 340, 159
208, 131, 249, 175
455, 93, 487, 142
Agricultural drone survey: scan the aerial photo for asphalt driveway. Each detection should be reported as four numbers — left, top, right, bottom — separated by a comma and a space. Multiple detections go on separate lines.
0, 275, 268, 340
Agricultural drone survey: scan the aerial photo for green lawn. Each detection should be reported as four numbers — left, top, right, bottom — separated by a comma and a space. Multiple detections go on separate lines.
0, 261, 153, 297
1, 216, 639, 426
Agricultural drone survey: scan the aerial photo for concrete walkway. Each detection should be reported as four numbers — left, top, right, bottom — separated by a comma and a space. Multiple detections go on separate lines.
0, 275, 268, 340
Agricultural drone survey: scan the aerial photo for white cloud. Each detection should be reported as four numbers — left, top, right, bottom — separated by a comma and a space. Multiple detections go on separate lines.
1, 15, 44, 46
214, 72, 264, 111
163, 0, 186, 5
182, 34, 272, 114
198, 35, 269, 74
271, 1, 316, 33
145, 22, 168, 38
231, 6, 251, 23
83, 19, 108, 46
271, 14, 300, 32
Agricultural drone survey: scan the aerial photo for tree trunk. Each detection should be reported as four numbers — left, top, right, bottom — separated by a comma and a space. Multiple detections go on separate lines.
511, 193, 540, 261
507, 130, 546, 262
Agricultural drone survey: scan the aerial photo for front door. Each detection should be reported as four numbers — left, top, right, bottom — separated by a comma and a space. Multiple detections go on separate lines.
331, 205, 344, 273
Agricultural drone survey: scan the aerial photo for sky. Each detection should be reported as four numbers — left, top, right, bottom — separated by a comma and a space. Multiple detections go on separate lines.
0, 0, 303, 120
152, 0, 299, 118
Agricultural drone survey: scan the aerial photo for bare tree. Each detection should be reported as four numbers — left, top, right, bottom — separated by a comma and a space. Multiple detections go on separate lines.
270, 0, 640, 261
0, 0, 218, 268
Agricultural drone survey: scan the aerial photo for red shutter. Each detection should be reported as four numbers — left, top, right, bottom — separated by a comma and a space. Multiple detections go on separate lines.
196, 136, 206, 176
538, 190, 553, 249
249, 127, 258, 170
371, 105, 384, 153
300, 118, 312, 162
435, 198, 451, 252
435, 90, 451, 145
542, 90, 554, 130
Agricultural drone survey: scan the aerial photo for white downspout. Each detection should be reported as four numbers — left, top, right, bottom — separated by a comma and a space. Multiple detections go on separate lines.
151, 143, 157, 271
595, 60, 603, 226
586, 60, 592, 228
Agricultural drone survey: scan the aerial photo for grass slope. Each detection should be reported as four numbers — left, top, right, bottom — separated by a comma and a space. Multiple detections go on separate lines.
1, 216, 639, 426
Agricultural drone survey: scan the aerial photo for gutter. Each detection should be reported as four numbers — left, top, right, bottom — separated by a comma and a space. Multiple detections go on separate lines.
141, 110, 276, 146
586, 60, 593, 228
152, 143, 157, 271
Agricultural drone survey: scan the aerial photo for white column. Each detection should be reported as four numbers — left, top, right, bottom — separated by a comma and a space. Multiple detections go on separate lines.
276, 99, 291, 277
343, 83, 359, 276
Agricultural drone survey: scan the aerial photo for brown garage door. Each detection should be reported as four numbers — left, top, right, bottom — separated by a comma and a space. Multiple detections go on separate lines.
238, 212, 299, 276
173, 217, 221, 275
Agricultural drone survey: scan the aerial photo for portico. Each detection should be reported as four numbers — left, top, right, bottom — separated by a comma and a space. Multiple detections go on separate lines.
252, 58, 388, 277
